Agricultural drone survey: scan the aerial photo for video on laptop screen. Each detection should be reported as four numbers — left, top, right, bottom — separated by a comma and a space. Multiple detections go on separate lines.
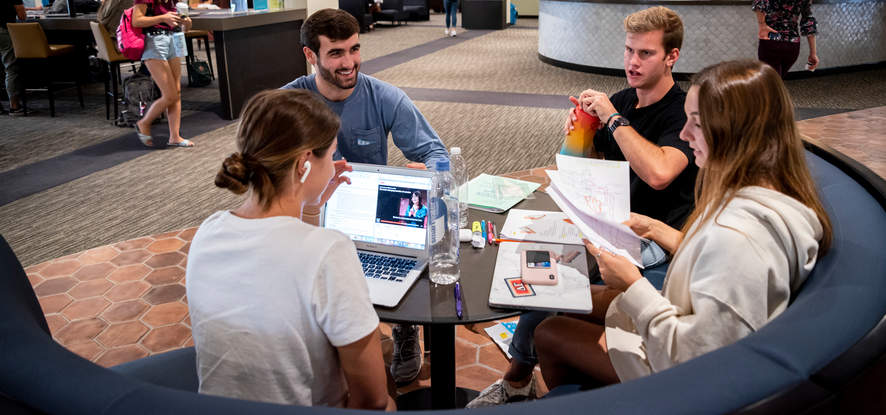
324, 170, 432, 250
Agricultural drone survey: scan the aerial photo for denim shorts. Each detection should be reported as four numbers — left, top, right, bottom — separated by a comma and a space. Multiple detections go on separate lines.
142, 32, 187, 61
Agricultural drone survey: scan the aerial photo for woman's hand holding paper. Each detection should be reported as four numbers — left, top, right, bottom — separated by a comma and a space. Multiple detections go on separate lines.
583, 239, 642, 292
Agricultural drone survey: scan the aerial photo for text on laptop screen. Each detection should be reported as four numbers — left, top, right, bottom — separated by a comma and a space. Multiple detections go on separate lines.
324, 170, 432, 250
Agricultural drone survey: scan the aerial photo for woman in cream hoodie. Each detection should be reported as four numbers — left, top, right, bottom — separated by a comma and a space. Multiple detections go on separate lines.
535, 60, 832, 387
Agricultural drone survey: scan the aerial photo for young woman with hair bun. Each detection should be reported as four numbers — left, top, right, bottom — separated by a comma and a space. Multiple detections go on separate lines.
186, 89, 394, 410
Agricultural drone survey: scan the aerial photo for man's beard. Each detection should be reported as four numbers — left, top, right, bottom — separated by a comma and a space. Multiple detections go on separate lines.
318, 62, 360, 90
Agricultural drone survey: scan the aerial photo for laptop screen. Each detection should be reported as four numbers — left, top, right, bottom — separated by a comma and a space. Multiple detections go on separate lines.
323, 169, 433, 251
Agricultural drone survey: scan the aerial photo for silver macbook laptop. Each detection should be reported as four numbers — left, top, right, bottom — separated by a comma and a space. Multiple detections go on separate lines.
321, 163, 433, 307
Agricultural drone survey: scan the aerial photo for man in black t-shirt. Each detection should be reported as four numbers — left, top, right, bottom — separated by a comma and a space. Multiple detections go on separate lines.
1, 0, 25, 115
467, 7, 698, 408
572, 7, 697, 232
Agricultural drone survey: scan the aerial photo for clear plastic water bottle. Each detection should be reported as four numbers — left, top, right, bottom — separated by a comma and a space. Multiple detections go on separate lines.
429, 159, 460, 285
450, 147, 469, 229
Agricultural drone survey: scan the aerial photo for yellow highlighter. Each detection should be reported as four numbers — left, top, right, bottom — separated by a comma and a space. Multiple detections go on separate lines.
471, 221, 485, 249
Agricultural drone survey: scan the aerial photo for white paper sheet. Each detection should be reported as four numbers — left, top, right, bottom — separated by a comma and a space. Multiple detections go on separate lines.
498, 209, 585, 245
483, 321, 518, 359
546, 169, 645, 267
554, 154, 631, 223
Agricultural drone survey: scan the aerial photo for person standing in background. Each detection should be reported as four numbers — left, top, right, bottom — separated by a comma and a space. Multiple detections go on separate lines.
753, 0, 818, 77
132, 0, 195, 147
1, 0, 25, 115
443, 0, 457, 37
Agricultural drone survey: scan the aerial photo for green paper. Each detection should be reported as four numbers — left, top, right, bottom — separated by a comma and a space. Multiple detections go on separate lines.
464, 174, 540, 213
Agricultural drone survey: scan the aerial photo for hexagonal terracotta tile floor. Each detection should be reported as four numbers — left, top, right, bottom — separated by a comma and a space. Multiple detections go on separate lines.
24, 168, 553, 396
26, 228, 195, 368
24, 229, 543, 394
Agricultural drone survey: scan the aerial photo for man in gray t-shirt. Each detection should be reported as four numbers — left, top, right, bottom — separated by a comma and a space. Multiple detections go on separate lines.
281, 8, 448, 170
281, 8, 447, 386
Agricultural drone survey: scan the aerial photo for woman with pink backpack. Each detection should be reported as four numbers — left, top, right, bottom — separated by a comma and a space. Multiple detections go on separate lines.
131, 0, 194, 147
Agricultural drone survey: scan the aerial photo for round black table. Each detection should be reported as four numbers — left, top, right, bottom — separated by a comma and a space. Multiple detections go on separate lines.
375, 191, 565, 409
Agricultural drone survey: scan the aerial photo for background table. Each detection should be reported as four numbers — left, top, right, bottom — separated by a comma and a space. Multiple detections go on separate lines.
189, 8, 306, 119
376, 191, 592, 409
37, 9, 308, 120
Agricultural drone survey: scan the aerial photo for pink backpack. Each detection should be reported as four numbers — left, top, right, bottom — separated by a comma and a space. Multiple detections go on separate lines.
116, 7, 145, 61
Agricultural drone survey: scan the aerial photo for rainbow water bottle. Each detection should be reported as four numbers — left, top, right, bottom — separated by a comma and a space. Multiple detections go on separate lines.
560, 101, 600, 157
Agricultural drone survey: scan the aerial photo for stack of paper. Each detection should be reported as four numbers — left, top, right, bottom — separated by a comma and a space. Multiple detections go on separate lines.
546, 154, 646, 267
465, 174, 541, 213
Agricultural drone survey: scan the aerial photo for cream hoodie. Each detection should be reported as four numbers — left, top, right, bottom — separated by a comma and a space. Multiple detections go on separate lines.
605, 186, 823, 381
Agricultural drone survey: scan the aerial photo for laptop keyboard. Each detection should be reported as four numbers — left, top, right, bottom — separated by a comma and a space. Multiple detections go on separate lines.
358, 252, 416, 283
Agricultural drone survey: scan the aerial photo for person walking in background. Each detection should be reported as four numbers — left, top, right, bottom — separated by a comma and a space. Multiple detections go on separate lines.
1, 0, 25, 116
443, 0, 457, 37
753, 0, 818, 77
132, 0, 195, 147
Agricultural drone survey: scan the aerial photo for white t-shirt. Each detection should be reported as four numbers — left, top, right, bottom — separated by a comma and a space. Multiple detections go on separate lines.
186, 211, 379, 406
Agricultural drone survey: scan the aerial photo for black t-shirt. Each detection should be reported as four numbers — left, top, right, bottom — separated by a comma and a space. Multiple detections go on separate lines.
2, 0, 24, 25
593, 83, 698, 229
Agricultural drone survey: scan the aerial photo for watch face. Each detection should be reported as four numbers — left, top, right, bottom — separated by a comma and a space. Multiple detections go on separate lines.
609, 117, 629, 134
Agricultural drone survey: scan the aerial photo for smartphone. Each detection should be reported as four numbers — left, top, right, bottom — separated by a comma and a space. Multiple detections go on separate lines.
521, 250, 559, 286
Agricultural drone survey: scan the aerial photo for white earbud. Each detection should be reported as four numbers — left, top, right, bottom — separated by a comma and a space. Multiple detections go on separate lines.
299, 161, 312, 183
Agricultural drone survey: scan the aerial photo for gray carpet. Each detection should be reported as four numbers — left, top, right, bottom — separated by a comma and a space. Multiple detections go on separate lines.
2, 17, 886, 267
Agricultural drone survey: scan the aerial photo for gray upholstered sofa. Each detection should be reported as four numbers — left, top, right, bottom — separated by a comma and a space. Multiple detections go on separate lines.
2, 141, 884, 414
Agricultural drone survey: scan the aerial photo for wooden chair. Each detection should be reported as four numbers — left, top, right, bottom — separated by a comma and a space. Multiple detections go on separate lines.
185, 30, 215, 81
6, 22, 84, 117
90, 21, 134, 121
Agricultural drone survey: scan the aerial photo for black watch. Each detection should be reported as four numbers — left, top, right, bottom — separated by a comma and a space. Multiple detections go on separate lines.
608, 116, 630, 135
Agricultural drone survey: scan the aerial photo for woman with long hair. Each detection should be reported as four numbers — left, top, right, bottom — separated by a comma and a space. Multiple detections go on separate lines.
132, 0, 193, 147
186, 89, 393, 409
407, 190, 427, 219
534, 60, 832, 389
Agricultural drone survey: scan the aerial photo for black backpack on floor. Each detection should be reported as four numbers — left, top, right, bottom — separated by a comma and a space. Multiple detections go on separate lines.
116, 71, 160, 127
187, 60, 212, 87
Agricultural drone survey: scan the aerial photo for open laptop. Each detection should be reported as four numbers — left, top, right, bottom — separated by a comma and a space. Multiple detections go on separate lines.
321, 163, 434, 307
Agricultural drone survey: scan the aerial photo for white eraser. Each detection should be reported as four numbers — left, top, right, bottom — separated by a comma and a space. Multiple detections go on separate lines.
459, 229, 473, 242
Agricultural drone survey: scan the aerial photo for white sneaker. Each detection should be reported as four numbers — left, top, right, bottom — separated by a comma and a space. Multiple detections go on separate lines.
465, 374, 537, 408
450, 29, 457, 37
445, 28, 450, 36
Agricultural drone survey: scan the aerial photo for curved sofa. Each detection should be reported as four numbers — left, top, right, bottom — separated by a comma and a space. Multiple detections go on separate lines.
2, 141, 885, 414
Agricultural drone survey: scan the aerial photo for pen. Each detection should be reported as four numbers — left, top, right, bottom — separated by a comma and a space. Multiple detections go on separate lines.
486, 221, 495, 245
454, 282, 463, 319
490, 222, 498, 245
481, 220, 487, 240
494, 238, 529, 243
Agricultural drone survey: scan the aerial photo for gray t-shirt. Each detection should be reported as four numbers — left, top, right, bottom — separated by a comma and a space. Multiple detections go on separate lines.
186, 211, 380, 406
281, 73, 449, 168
